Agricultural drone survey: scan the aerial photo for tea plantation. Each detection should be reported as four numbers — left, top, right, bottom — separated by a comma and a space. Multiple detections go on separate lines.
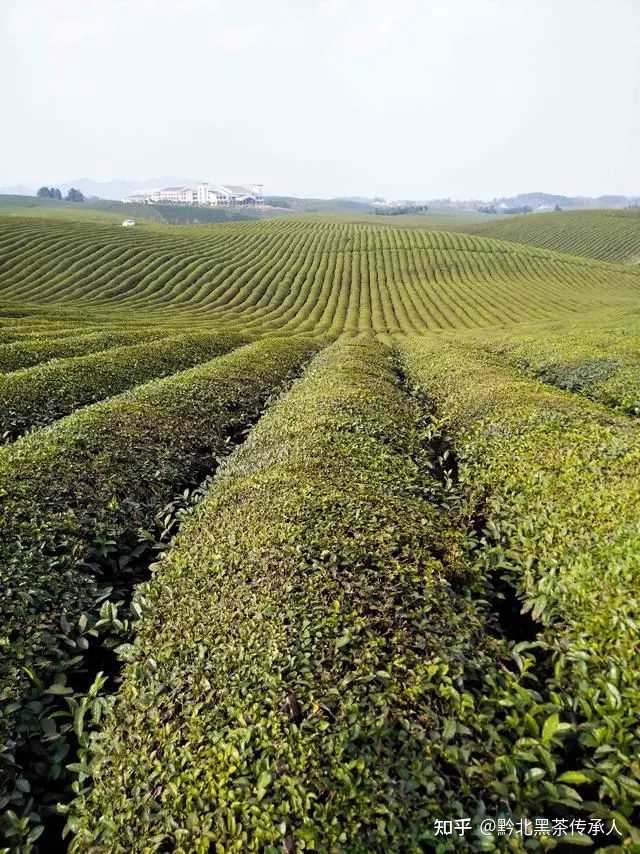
0, 211, 639, 852
461, 208, 640, 264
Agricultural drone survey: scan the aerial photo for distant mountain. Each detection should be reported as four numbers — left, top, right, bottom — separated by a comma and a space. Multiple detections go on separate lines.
0, 184, 38, 196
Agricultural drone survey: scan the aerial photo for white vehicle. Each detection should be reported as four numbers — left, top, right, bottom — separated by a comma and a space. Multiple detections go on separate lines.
121, 219, 136, 228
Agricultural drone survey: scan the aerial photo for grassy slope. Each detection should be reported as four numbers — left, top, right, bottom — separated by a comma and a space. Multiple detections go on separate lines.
0, 195, 164, 224
0, 214, 638, 336
458, 208, 640, 264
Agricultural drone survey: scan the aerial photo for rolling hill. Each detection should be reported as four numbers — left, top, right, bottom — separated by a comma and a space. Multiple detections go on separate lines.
0, 215, 638, 337
460, 207, 640, 263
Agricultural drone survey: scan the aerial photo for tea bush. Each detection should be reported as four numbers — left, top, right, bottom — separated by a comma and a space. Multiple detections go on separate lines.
67, 340, 524, 852
0, 329, 171, 373
399, 337, 640, 843
0, 330, 250, 441
464, 319, 640, 416
0, 336, 320, 841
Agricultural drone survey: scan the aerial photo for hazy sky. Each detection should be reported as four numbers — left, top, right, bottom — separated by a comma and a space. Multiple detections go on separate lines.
1, 0, 639, 199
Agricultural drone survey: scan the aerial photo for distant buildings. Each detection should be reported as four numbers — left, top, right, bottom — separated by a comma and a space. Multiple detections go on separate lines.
197, 184, 264, 207
124, 183, 264, 207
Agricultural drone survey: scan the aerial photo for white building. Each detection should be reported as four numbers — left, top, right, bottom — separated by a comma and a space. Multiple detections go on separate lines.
196, 183, 230, 206
197, 183, 212, 205
219, 184, 264, 206
147, 186, 196, 204
124, 193, 149, 204
124, 183, 264, 207
195, 183, 264, 207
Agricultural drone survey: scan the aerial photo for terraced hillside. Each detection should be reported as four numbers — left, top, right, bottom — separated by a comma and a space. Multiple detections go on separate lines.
2, 211, 640, 851
462, 208, 640, 263
0, 216, 639, 336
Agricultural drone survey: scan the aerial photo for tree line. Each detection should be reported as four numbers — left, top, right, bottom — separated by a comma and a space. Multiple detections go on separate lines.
37, 186, 85, 202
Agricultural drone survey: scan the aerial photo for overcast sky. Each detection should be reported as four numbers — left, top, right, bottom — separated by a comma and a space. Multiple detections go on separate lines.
1, 0, 639, 199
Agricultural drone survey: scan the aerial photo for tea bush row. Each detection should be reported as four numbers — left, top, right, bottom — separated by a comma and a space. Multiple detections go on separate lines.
0, 330, 250, 441
461, 317, 640, 417
1, 217, 638, 336
399, 337, 640, 843
0, 336, 321, 840
68, 340, 522, 852
464, 208, 640, 263
0, 329, 172, 373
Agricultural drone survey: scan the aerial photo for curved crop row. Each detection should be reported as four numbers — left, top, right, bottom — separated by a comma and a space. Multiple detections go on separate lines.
0, 322, 192, 344
0, 326, 109, 343
463, 209, 640, 264
0, 217, 638, 335
458, 315, 640, 417
0, 330, 250, 441
0, 335, 321, 844
399, 337, 640, 842
0, 329, 174, 373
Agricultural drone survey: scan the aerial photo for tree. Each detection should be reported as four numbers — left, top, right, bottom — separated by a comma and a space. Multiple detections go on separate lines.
37, 186, 63, 199
66, 187, 85, 202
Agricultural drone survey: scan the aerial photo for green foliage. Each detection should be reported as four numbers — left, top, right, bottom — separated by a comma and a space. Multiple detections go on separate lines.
65, 340, 517, 851
0, 331, 249, 441
373, 203, 429, 215
399, 337, 640, 844
36, 188, 62, 201
0, 211, 639, 851
0, 329, 170, 373
0, 336, 320, 846
461, 314, 640, 416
